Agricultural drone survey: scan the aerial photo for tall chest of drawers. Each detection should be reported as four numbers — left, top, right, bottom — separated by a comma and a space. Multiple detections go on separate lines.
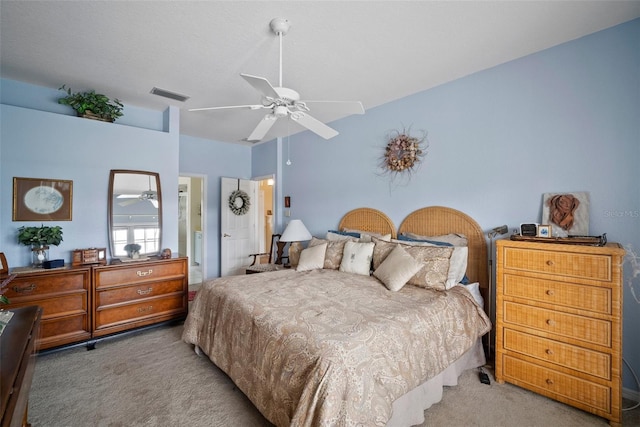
92, 256, 188, 339
495, 239, 625, 426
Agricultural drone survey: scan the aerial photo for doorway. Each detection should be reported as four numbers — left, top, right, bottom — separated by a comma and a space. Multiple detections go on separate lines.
178, 175, 205, 286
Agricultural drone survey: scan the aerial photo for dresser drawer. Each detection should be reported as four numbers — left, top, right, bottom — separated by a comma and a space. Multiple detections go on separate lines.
503, 247, 612, 281
502, 355, 611, 414
5, 293, 88, 319
503, 301, 611, 347
94, 261, 186, 288
96, 279, 185, 307
95, 294, 185, 329
503, 329, 611, 379
5, 270, 88, 299
503, 275, 611, 315
40, 314, 91, 348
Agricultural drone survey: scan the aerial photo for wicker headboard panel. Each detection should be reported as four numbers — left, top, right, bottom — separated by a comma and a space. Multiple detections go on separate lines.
338, 208, 397, 239
398, 206, 488, 290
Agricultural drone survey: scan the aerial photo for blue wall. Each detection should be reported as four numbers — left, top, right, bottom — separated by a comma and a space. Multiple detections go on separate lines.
179, 134, 251, 278
273, 19, 640, 390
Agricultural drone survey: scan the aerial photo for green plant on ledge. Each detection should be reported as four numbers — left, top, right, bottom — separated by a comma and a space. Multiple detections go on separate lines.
58, 84, 124, 122
17, 225, 64, 248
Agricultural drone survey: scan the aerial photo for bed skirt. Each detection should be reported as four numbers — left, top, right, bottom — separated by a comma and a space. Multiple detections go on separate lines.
387, 339, 486, 427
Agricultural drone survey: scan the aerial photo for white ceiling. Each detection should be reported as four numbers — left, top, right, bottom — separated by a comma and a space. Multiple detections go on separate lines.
1, 1, 639, 144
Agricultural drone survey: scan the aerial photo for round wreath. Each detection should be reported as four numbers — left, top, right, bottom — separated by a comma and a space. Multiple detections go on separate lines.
383, 132, 424, 172
228, 190, 251, 215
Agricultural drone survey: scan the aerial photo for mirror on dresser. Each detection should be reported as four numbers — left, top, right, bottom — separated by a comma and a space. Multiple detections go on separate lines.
108, 170, 162, 259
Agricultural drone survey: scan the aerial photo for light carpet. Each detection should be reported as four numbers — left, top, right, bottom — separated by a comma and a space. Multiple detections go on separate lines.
28, 323, 639, 426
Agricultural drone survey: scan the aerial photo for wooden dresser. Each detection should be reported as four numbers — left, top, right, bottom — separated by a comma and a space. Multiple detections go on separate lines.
92, 256, 188, 339
2, 267, 91, 350
1, 305, 41, 427
495, 239, 625, 426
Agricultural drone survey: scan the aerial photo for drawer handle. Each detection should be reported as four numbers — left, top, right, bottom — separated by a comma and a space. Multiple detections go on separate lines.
546, 260, 555, 266
546, 289, 555, 296
137, 305, 153, 313
12, 283, 36, 293
546, 319, 556, 326
137, 287, 153, 295
545, 349, 554, 355
545, 378, 554, 386
136, 269, 153, 277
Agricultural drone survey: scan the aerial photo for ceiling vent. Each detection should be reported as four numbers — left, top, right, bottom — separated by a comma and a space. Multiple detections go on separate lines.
150, 87, 190, 102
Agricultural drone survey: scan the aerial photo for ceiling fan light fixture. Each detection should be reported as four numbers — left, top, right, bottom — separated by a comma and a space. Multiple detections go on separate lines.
274, 105, 289, 118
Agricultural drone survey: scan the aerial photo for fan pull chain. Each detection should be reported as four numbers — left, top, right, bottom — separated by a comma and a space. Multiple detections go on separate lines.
286, 117, 292, 165
278, 30, 283, 87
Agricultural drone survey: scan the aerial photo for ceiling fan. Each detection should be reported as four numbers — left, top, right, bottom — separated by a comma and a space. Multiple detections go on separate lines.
117, 176, 159, 208
189, 18, 365, 142
117, 190, 159, 208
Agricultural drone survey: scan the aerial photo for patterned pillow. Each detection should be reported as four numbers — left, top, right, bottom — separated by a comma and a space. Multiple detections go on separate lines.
373, 244, 424, 291
401, 232, 468, 247
339, 241, 375, 276
308, 237, 346, 270
373, 237, 454, 290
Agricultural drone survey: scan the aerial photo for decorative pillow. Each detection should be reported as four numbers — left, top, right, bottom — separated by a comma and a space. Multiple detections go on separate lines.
339, 241, 375, 276
396, 234, 453, 247
308, 237, 346, 270
373, 237, 453, 290
326, 231, 360, 242
392, 237, 468, 289
401, 232, 468, 247
296, 243, 327, 272
373, 244, 424, 291
343, 228, 392, 243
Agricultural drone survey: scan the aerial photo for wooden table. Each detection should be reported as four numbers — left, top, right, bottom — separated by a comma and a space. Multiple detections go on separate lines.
1, 306, 41, 427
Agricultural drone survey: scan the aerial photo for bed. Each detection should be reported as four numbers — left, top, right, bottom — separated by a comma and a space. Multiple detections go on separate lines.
182, 206, 491, 426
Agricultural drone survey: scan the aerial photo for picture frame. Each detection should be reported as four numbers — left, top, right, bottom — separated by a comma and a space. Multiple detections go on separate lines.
537, 224, 551, 238
13, 177, 73, 221
542, 192, 589, 236
0, 252, 8, 275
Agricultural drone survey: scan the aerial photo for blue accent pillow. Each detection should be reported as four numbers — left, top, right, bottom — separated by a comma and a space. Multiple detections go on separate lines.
460, 274, 470, 285
396, 234, 453, 247
328, 230, 361, 238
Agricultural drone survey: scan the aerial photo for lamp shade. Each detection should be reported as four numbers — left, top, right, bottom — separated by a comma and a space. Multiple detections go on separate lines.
280, 219, 312, 242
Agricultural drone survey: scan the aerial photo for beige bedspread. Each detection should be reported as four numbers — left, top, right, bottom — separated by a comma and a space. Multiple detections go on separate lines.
182, 269, 490, 427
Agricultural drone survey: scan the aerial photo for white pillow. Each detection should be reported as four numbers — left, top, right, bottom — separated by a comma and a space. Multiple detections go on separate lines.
460, 282, 484, 307
373, 244, 424, 291
296, 243, 327, 272
339, 241, 375, 276
343, 228, 392, 243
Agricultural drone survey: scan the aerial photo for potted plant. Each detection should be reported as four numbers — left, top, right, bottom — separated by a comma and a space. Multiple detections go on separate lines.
58, 84, 124, 122
17, 225, 63, 267
124, 243, 142, 259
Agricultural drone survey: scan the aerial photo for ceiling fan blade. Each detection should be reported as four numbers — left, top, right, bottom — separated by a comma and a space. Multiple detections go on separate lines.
188, 104, 266, 112
290, 112, 339, 140
118, 199, 140, 207
301, 101, 365, 116
241, 74, 280, 99
247, 114, 279, 142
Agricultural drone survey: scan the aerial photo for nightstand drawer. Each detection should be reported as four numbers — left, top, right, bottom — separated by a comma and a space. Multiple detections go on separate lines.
503, 301, 611, 347
503, 247, 612, 281
503, 275, 611, 315
502, 355, 611, 414
96, 279, 185, 307
503, 329, 611, 379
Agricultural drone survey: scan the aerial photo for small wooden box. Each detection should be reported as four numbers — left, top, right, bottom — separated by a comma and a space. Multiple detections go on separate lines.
72, 248, 107, 266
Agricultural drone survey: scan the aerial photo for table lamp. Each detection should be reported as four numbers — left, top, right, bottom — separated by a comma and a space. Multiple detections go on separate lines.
280, 219, 312, 267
